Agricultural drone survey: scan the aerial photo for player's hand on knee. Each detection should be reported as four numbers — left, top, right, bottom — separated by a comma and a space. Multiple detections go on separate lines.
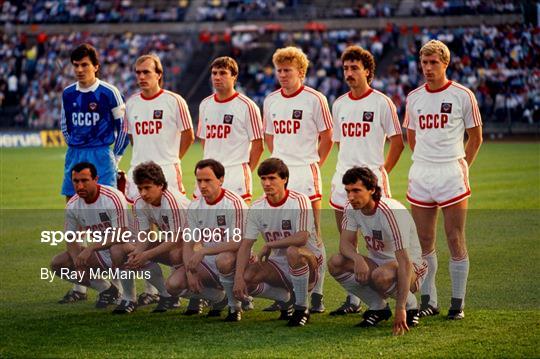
187, 251, 204, 271
126, 251, 149, 269
353, 258, 370, 284
75, 248, 93, 267
392, 309, 409, 336
187, 272, 202, 294
258, 244, 271, 262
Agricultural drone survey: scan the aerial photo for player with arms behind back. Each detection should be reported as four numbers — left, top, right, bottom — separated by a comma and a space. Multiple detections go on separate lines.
263, 46, 333, 313
329, 45, 404, 316
196, 56, 264, 203
403, 40, 482, 320
328, 167, 427, 335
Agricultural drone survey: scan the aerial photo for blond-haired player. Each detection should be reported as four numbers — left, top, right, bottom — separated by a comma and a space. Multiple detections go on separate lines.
263, 46, 333, 313
125, 54, 194, 203
329, 45, 404, 315
403, 40, 483, 320
196, 56, 264, 202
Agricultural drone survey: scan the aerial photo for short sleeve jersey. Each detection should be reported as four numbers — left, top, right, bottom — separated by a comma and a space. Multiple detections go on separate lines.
263, 85, 333, 166
132, 188, 190, 232
332, 89, 401, 173
126, 89, 192, 167
403, 81, 482, 163
187, 188, 248, 248
245, 190, 320, 257
197, 92, 263, 167
65, 185, 129, 232
61, 79, 127, 152
341, 197, 422, 264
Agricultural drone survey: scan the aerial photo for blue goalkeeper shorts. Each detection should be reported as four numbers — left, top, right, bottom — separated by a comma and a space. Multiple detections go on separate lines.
61, 146, 116, 196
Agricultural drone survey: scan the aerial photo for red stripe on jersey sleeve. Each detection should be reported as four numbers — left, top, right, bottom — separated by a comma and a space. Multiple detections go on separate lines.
378, 201, 403, 250
101, 188, 126, 228
163, 190, 182, 230
304, 87, 333, 130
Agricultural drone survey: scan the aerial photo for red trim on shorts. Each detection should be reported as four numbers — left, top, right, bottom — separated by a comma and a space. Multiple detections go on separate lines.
267, 258, 293, 291
242, 163, 251, 199
200, 260, 221, 286
329, 198, 344, 211
406, 194, 438, 208
174, 163, 186, 194
438, 190, 471, 208
309, 163, 322, 200
379, 166, 390, 197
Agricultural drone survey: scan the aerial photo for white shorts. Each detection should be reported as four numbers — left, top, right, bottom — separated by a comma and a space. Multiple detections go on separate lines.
368, 256, 427, 293
267, 252, 323, 291
287, 163, 322, 202
407, 159, 470, 208
125, 163, 185, 204
193, 163, 252, 201
200, 255, 221, 286
330, 166, 391, 211
94, 249, 112, 268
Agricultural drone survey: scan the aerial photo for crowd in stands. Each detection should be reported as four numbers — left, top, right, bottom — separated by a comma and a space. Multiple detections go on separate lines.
413, 0, 521, 16
0, 0, 190, 24
0, 32, 193, 128
237, 24, 539, 124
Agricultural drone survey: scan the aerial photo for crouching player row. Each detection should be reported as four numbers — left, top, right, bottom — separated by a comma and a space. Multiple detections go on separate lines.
329, 167, 427, 335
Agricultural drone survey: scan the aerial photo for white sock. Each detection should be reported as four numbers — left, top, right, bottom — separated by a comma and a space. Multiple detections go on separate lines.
449, 256, 469, 309
73, 284, 87, 294
405, 292, 418, 310
312, 246, 326, 295
120, 273, 136, 302
334, 272, 386, 310
144, 279, 158, 295
289, 265, 309, 308
200, 287, 225, 304
250, 283, 290, 302
145, 262, 170, 297
421, 250, 438, 307
219, 272, 241, 310
89, 279, 111, 292
349, 294, 361, 306
110, 278, 122, 294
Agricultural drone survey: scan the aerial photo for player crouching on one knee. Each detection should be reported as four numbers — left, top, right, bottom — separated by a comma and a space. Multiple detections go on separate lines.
328, 167, 427, 335
167, 159, 249, 321
234, 158, 323, 327
109, 161, 189, 314
51, 162, 129, 309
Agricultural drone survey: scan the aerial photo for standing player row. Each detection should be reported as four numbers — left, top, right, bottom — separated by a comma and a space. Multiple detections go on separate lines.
58, 40, 482, 321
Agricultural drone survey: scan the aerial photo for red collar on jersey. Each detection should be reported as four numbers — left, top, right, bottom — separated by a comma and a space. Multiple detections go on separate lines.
361, 199, 379, 216
348, 88, 373, 101
205, 188, 226, 205
425, 80, 452, 93
267, 189, 289, 207
84, 185, 101, 204
214, 92, 239, 103
141, 89, 164, 100
281, 85, 304, 98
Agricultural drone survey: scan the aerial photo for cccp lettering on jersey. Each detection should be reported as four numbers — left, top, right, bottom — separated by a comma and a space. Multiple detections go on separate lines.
273, 120, 300, 134
206, 124, 231, 139
72, 112, 100, 126
419, 113, 448, 129
341, 122, 371, 137
135, 120, 163, 135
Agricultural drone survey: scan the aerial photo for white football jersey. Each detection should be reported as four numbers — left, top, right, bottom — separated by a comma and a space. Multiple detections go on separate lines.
132, 188, 190, 232
341, 197, 422, 265
245, 190, 321, 258
332, 89, 401, 173
187, 188, 248, 248
65, 185, 129, 231
126, 89, 193, 167
263, 85, 333, 166
197, 92, 263, 167
403, 81, 482, 163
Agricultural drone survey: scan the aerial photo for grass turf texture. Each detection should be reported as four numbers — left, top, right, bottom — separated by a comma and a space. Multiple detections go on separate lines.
1, 142, 539, 358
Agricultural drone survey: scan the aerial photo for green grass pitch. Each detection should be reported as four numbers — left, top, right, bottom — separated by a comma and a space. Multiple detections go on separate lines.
1, 142, 539, 358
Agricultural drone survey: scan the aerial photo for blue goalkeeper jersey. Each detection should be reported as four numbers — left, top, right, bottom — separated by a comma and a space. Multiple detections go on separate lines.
60, 79, 129, 155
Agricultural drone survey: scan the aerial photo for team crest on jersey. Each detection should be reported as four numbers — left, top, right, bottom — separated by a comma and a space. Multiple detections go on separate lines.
441, 103, 452, 114
99, 212, 110, 222
282, 219, 292, 230
153, 110, 163, 119
292, 110, 303, 120
372, 230, 383, 241
217, 215, 226, 226
161, 215, 169, 227
223, 114, 234, 124
89, 102, 98, 111
362, 111, 374, 122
